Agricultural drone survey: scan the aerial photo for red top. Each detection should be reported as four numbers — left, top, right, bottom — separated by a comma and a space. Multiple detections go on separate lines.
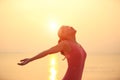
62, 41, 87, 80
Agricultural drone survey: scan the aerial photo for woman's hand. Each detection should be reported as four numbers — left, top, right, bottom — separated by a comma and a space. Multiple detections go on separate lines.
18, 58, 31, 66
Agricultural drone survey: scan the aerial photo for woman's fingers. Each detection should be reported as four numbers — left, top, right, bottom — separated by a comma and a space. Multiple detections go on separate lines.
17, 62, 23, 65
18, 58, 30, 66
20, 58, 28, 62
17, 62, 24, 65
18, 61, 27, 65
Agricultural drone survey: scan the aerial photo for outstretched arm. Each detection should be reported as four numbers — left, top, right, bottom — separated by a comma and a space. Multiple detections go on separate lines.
18, 41, 69, 66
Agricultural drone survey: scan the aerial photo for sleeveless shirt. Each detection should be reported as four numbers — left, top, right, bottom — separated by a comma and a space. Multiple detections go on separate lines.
62, 41, 87, 80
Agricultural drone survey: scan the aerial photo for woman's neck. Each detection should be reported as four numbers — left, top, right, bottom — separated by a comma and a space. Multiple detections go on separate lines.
67, 36, 76, 42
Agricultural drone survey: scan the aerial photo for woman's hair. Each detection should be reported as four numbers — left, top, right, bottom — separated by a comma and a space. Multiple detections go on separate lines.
58, 25, 76, 42
58, 25, 76, 55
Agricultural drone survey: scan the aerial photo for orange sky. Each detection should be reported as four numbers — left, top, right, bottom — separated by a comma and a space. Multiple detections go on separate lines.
0, 0, 120, 54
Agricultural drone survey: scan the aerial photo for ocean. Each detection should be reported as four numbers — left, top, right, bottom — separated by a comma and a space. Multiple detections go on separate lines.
0, 53, 120, 80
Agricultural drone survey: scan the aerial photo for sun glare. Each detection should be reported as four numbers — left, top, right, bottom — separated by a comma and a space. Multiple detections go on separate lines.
49, 55, 57, 80
49, 20, 59, 33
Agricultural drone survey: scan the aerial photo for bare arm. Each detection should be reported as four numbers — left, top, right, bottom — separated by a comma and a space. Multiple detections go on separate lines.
28, 42, 64, 62
18, 41, 69, 66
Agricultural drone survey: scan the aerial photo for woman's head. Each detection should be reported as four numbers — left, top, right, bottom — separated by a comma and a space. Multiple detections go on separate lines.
58, 25, 76, 40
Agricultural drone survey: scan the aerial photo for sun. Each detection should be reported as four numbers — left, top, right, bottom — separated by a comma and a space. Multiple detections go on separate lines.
49, 20, 59, 33
50, 22, 57, 31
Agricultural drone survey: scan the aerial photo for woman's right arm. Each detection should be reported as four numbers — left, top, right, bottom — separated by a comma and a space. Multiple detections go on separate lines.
18, 40, 70, 66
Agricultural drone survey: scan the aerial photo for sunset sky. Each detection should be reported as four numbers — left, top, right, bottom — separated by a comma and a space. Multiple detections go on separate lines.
0, 0, 120, 54
0, 0, 120, 80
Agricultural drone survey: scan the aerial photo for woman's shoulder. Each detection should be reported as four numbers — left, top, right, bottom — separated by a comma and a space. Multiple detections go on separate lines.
58, 40, 71, 52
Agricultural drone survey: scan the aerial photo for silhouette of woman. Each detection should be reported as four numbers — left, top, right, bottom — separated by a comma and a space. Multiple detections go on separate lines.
18, 25, 87, 80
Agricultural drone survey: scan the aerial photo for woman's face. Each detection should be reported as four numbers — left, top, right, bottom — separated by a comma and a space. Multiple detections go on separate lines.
58, 26, 76, 39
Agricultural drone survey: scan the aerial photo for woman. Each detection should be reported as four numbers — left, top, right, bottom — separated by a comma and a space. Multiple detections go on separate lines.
18, 25, 87, 80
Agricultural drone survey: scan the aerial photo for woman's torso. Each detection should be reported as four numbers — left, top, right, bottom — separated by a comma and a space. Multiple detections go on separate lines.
62, 41, 87, 80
